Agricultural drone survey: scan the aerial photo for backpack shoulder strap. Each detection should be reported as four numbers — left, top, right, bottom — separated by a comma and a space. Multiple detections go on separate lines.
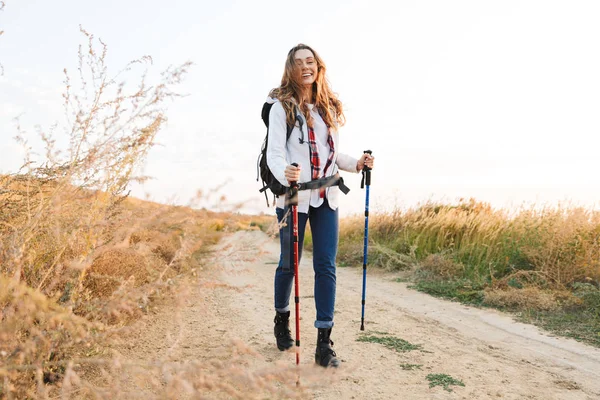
285, 120, 294, 141
261, 102, 272, 128
262, 101, 294, 141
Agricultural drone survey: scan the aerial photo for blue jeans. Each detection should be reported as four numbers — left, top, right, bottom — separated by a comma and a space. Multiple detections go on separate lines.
274, 199, 339, 329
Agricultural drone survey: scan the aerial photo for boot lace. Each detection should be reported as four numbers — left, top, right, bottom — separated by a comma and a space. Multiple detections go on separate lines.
327, 340, 337, 357
319, 340, 336, 357
274, 316, 292, 338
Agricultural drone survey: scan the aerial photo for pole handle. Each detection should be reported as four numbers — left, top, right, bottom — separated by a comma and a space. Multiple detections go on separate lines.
362, 150, 372, 172
287, 162, 299, 206
290, 162, 299, 187
360, 151, 372, 188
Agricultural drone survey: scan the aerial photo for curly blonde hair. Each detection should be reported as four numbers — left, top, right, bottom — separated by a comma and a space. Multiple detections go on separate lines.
269, 44, 345, 131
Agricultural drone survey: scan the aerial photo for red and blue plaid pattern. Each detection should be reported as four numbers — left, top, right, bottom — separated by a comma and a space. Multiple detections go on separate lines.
307, 126, 335, 198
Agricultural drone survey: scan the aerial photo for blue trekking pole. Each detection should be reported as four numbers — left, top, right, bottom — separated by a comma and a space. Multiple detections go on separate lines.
360, 150, 372, 331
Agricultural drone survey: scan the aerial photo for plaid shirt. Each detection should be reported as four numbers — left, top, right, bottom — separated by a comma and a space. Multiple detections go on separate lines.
307, 125, 335, 198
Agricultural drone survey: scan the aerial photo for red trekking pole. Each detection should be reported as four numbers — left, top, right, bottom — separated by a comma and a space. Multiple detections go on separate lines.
288, 163, 301, 366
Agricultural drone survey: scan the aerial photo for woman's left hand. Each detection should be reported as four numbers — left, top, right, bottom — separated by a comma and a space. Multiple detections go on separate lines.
356, 153, 375, 172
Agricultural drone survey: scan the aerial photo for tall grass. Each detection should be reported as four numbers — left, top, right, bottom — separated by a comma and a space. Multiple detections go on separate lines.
0, 26, 197, 397
338, 198, 600, 345
340, 198, 600, 287
286, 198, 600, 345
0, 24, 285, 397
0, 23, 295, 398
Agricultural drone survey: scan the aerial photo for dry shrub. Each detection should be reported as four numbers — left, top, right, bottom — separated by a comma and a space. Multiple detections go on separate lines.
336, 239, 363, 267
0, 276, 96, 396
0, 27, 197, 397
369, 243, 415, 271
128, 228, 157, 245
151, 233, 180, 264
0, 20, 285, 400
85, 249, 151, 297
0, 193, 235, 396
420, 254, 463, 278
129, 228, 180, 263
483, 287, 581, 311
491, 270, 552, 291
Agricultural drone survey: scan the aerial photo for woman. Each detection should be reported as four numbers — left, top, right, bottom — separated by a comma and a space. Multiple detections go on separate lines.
266, 44, 374, 368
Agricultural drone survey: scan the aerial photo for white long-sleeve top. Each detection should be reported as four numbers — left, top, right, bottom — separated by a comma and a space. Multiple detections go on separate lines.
266, 97, 359, 213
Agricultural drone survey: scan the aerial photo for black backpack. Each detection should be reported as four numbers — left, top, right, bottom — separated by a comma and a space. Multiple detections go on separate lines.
256, 102, 304, 206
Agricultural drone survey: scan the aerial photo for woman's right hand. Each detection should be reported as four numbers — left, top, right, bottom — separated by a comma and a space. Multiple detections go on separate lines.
285, 164, 301, 184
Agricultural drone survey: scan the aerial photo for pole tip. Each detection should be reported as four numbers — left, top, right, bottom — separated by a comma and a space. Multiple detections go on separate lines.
360, 324, 365, 331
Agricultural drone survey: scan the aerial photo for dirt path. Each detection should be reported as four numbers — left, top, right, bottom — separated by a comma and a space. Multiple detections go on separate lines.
112, 230, 600, 399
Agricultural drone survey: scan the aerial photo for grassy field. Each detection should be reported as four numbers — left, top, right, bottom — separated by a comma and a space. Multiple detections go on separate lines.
336, 198, 600, 347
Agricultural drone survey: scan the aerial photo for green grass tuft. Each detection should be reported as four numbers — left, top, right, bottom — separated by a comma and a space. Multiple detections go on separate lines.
426, 373, 465, 392
400, 363, 422, 370
410, 279, 485, 305
517, 308, 600, 347
357, 333, 422, 352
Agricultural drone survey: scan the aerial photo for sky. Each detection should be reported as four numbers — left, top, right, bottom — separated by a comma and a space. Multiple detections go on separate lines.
1, 0, 599, 216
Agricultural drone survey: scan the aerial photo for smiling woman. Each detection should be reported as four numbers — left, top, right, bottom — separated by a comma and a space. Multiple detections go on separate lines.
294, 49, 317, 89
269, 43, 345, 131
264, 43, 375, 369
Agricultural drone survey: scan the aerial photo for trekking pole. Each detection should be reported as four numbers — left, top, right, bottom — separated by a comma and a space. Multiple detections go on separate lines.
288, 163, 301, 366
360, 151, 372, 331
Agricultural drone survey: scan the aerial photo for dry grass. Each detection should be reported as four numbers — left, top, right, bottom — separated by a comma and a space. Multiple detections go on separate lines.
340, 198, 600, 288
0, 193, 276, 397
338, 197, 600, 337
417, 253, 464, 279
483, 287, 582, 311
0, 22, 282, 396
337, 200, 600, 346
0, 26, 271, 398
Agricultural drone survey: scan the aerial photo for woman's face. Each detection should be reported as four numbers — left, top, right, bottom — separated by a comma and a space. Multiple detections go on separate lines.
293, 49, 318, 88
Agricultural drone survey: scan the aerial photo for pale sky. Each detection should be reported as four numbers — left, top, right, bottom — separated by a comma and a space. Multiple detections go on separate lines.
1, 0, 599, 216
